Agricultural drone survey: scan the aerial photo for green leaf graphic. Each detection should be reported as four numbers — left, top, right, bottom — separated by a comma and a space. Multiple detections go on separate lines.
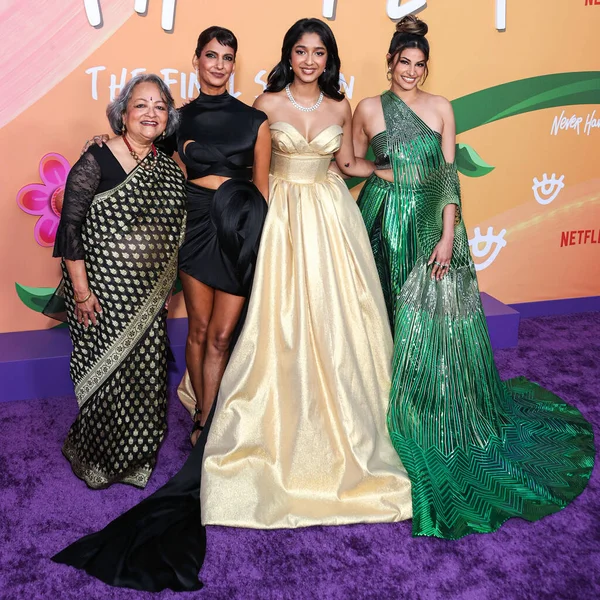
455, 143, 495, 178
452, 71, 600, 134
15, 283, 56, 313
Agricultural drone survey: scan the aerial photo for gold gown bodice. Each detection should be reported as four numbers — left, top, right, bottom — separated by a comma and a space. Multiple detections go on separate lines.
269, 122, 342, 184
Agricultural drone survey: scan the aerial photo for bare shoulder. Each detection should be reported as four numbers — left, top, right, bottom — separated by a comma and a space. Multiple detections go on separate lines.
429, 93, 454, 117
355, 95, 382, 117
326, 96, 352, 121
253, 91, 282, 114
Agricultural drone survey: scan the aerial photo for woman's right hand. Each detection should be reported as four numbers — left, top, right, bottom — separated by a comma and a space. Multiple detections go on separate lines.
81, 134, 109, 155
75, 292, 103, 328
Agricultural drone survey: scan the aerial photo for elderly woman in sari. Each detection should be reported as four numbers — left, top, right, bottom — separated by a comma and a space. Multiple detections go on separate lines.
52, 73, 186, 489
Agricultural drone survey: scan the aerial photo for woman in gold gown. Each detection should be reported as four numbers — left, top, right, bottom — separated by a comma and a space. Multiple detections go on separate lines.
200, 18, 412, 528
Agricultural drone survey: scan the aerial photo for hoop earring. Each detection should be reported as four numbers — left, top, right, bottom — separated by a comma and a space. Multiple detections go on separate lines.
386, 68, 392, 82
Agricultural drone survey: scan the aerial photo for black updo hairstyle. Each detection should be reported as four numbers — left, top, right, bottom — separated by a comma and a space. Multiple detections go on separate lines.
388, 15, 430, 81
265, 18, 344, 101
195, 25, 238, 58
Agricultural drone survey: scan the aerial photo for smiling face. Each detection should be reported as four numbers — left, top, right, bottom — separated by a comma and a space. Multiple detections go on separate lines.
193, 37, 235, 92
389, 47, 427, 92
122, 81, 168, 142
290, 32, 328, 85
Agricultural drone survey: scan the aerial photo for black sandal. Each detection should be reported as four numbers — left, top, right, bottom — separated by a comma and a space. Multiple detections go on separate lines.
190, 408, 203, 445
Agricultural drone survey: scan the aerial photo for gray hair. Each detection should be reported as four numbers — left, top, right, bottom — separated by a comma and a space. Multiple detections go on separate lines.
106, 73, 179, 137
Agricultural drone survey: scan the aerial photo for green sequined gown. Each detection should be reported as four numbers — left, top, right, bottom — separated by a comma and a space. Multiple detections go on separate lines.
357, 90, 595, 539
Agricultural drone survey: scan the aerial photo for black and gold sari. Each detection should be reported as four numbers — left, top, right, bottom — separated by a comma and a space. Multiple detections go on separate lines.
52, 146, 186, 489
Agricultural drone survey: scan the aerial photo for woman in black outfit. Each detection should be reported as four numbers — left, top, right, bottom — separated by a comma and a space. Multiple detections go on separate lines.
52, 26, 270, 591
176, 27, 270, 444
50, 74, 186, 490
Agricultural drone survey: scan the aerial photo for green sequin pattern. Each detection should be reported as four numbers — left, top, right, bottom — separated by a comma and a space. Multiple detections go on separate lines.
358, 91, 594, 539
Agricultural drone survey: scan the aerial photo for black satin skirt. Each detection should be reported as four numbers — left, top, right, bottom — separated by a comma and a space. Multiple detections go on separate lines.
178, 179, 267, 297
51, 402, 216, 592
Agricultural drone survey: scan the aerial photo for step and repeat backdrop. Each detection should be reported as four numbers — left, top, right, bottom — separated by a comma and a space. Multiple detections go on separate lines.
1, 0, 599, 333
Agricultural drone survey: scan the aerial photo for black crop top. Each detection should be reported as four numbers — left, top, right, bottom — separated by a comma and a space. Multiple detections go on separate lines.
167, 90, 267, 182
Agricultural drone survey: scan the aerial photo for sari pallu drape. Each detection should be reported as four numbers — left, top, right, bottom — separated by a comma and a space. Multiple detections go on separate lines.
358, 91, 594, 539
60, 153, 186, 489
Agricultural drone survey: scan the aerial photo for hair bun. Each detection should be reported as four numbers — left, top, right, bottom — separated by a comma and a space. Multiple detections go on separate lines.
395, 15, 428, 36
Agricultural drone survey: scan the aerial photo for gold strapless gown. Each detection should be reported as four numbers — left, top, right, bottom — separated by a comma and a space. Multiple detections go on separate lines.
200, 122, 412, 528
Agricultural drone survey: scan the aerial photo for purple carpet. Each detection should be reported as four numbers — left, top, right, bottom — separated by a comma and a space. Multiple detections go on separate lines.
1, 313, 599, 600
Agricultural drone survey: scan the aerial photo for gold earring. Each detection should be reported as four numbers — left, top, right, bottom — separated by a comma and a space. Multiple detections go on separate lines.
386, 68, 392, 82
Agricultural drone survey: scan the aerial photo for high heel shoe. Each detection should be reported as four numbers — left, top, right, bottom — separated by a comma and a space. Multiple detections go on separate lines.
190, 407, 203, 446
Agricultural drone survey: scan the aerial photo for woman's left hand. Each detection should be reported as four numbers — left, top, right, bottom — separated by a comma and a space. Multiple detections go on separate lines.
428, 236, 453, 281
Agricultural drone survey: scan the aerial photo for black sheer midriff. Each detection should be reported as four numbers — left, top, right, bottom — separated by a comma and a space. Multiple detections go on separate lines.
53, 144, 128, 261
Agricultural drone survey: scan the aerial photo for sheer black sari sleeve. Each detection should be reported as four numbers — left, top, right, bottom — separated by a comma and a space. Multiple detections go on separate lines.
53, 151, 101, 260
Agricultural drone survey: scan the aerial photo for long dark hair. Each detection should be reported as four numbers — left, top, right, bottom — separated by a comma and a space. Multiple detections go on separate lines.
195, 25, 238, 58
388, 15, 430, 80
266, 18, 344, 101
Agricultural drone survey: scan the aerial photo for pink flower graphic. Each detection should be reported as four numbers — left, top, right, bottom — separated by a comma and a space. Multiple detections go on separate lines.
17, 153, 71, 247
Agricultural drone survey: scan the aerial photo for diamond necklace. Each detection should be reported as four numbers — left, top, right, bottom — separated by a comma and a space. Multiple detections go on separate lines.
285, 84, 324, 112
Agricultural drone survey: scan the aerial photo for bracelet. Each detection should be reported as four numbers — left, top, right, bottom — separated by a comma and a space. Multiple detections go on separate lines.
74, 290, 92, 304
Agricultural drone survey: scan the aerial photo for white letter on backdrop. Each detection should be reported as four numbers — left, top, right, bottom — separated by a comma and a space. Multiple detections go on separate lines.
339, 74, 355, 99
109, 68, 128, 101
84, 0, 101, 27
86, 66, 106, 100
188, 72, 200, 98
161, 69, 179, 91
161, 0, 176, 31
254, 70, 268, 93
229, 74, 242, 98
322, 0, 336, 18
386, 0, 426, 20
496, 0, 507, 30
133, 0, 176, 31
134, 0, 148, 14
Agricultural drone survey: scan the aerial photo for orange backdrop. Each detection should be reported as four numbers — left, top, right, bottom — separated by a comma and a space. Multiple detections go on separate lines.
1, 0, 599, 333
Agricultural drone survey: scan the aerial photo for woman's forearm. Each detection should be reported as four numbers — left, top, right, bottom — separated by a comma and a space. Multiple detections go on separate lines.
337, 157, 375, 178
64, 259, 90, 298
441, 204, 456, 240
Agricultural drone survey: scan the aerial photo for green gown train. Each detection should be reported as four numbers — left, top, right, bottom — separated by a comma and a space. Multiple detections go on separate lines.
357, 90, 595, 539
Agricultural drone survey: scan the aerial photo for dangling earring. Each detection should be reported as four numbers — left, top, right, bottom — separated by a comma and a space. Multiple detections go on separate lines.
386, 67, 393, 82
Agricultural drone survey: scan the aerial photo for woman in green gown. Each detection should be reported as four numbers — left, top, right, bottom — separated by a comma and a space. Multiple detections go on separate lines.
353, 15, 595, 539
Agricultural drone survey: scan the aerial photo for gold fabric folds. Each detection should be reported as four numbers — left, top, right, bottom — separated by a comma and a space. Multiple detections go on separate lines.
199, 123, 412, 528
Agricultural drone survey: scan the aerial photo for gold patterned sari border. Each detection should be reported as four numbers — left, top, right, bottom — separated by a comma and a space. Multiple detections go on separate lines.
74, 252, 177, 407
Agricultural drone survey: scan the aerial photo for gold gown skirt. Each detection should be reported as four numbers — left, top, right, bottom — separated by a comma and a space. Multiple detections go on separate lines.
199, 125, 412, 528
